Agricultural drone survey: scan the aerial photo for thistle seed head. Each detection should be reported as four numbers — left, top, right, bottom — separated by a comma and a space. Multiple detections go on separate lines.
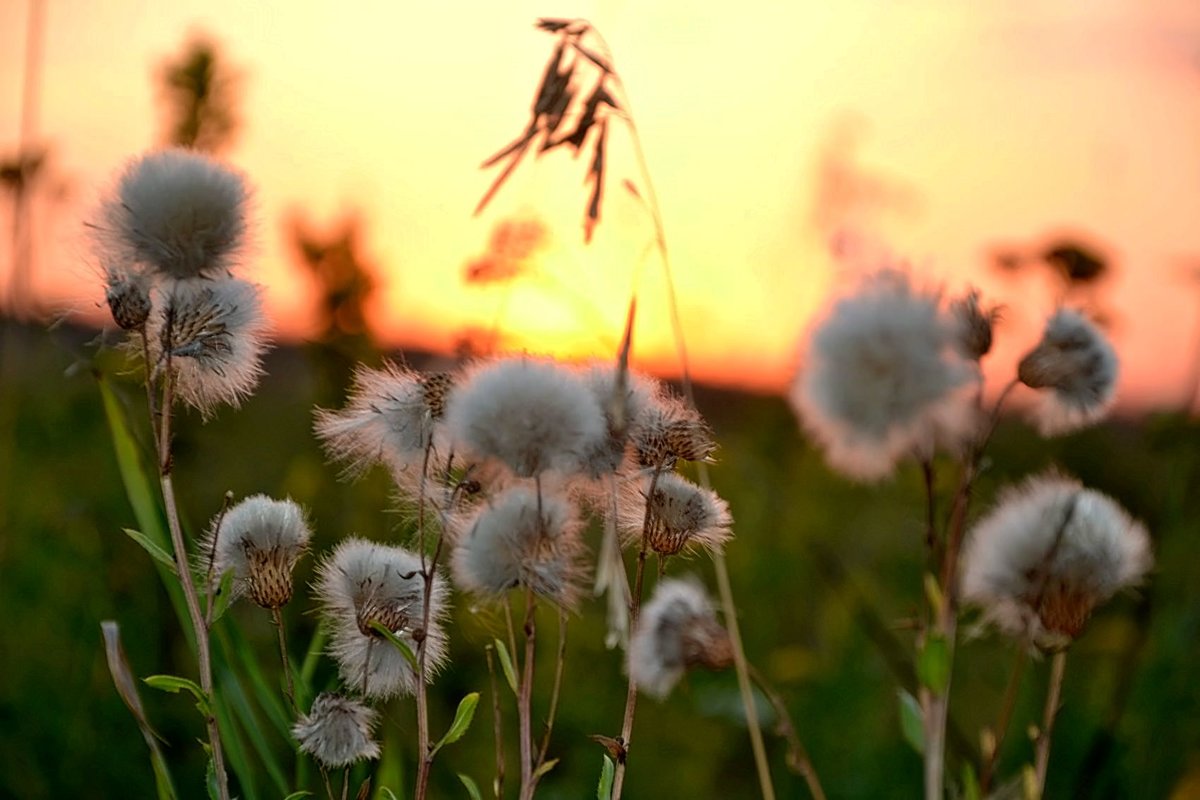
292, 693, 380, 769
201, 495, 311, 610
629, 577, 731, 699
104, 267, 152, 330
617, 472, 733, 557
1018, 309, 1117, 435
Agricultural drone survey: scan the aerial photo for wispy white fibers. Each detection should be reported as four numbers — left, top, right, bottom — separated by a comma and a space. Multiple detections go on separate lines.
1018, 309, 1117, 435
451, 486, 587, 609
790, 270, 977, 480
960, 473, 1151, 648
99, 149, 249, 281
948, 289, 995, 362
200, 495, 311, 609
577, 364, 659, 478
629, 577, 732, 699
444, 356, 606, 477
315, 538, 450, 700
149, 278, 269, 415
630, 390, 717, 470
617, 472, 733, 557
292, 693, 380, 768
314, 363, 452, 477
103, 263, 153, 331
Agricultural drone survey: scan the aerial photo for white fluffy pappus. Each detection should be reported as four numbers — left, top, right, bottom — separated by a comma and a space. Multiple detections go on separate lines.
960, 473, 1151, 648
1018, 309, 1117, 436
314, 363, 452, 477
444, 357, 606, 477
617, 472, 733, 557
451, 485, 587, 609
576, 363, 659, 478
315, 538, 450, 700
789, 270, 979, 481
99, 149, 249, 281
629, 577, 732, 699
149, 277, 269, 415
201, 494, 311, 609
292, 693, 380, 768
630, 390, 717, 469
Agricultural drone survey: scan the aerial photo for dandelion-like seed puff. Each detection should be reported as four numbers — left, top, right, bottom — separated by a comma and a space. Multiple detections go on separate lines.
617, 472, 733, 557
292, 693, 381, 769
960, 473, 1151, 649
444, 356, 606, 477
148, 278, 269, 414
451, 486, 587, 609
99, 148, 249, 281
314, 363, 454, 477
629, 577, 732, 699
1018, 309, 1117, 435
200, 495, 311, 609
576, 364, 659, 478
789, 269, 977, 480
315, 538, 450, 700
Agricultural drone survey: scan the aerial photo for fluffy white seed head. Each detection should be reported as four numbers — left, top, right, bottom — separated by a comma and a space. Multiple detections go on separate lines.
148, 277, 269, 414
961, 473, 1151, 649
577, 364, 659, 478
315, 538, 450, 700
629, 577, 732, 699
201, 495, 311, 609
789, 270, 978, 480
630, 391, 717, 470
444, 357, 606, 477
103, 263, 153, 331
949, 289, 995, 361
617, 472, 733, 557
1018, 309, 1117, 435
292, 693, 380, 768
99, 149, 249, 281
451, 486, 587, 609
314, 363, 451, 477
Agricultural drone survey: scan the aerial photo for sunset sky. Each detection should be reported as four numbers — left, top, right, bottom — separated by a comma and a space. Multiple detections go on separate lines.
2, 1, 1199, 405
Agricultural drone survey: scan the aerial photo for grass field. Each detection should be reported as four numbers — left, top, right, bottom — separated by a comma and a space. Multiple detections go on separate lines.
1, 318, 1197, 799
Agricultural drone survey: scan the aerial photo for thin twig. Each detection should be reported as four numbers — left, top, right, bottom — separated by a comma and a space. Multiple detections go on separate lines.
272, 606, 298, 713
1035, 651, 1068, 794
980, 645, 1029, 793
485, 645, 506, 800
518, 586, 538, 800
535, 607, 569, 771
746, 663, 826, 800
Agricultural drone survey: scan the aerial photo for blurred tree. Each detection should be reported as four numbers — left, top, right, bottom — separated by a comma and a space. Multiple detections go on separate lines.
158, 34, 239, 153
287, 212, 379, 398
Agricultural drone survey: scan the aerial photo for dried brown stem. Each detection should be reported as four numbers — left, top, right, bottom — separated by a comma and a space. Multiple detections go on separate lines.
518, 586, 538, 800
980, 645, 1029, 793
535, 607, 569, 771
1034, 651, 1068, 794
272, 606, 298, 713
485, 645, 506, 800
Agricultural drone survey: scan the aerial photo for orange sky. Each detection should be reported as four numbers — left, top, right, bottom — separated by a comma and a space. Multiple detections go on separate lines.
2, 1, 1200, 405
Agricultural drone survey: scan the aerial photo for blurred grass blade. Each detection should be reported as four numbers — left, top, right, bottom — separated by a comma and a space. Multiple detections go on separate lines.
898, 690, 925, 755
218, 624, 292, 741
596, 754, 615, 800
218, 664, 290, 796
100, 621, 179, 800
457, 774, 482, 800
298, 621, 327, 711
492, 638, 518, 694
122, 528, 177, 573
369, 621, 418, 669
283, 793, 314, 799
431, 692, 480, 758
97, 375, 195, 653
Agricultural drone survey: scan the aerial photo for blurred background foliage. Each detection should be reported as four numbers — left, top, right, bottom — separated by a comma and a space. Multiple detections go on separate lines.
0, 318, 1197, 799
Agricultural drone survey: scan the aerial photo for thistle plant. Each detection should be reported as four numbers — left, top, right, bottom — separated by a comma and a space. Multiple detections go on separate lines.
790, 266, 1148, 798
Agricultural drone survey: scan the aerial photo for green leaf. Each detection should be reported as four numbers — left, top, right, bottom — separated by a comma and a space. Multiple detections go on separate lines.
215, 663, 289, 796
493, 638, 518, 694
457, 774, 483, 800
961, 763, 981, 800
369, 621, 418, 669
206, 759, 219, 800
284, 793, 315, 799
917, 634, 951, 694
209, 568, 237, 624
144, 674, 210, 716
123, 528, 177, 573
150, 749, 179, 800
430, 693, 480, 758
533, 758, 559, 779
897, 690, 925, 755
378, 789, 399, 800
923, 572, 944, 618
596, 754, 616, 800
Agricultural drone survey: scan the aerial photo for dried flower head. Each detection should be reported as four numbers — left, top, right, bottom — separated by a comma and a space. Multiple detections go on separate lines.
201, 494, 312, 609
315, 538, 450, 699
292, 693, 380, 768
148, 277, 268, 414
618, 472, 733, 557
1018, 309, 1117, 435
631, 392, 716, 469
99, 149, 249, 281
789, 270, 977, 480
960, 473, 1151, 649
103, 265, 152, 330
315, 363, 448, 477
629, 577, 732, 699
949, 289, 995, 361
444, 357, 606, 477
451, 486, 587, 608
577, 364, 658, 477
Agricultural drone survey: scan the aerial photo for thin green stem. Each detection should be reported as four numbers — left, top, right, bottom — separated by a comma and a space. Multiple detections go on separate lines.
1035, 651, 1068, 795
980, 645, 1028, 792
518, 586, 538, 800
746, 663, 826, 800
485, 645, 506, 800
272, 607, 298, 714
